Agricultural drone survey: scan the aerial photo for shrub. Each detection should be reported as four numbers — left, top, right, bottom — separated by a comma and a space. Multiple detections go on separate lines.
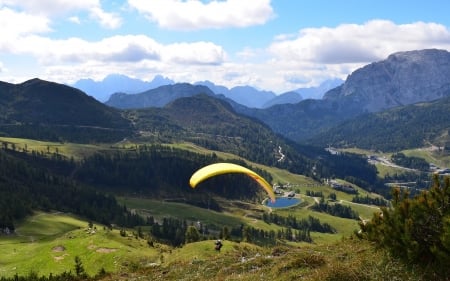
358, 175, 450, 279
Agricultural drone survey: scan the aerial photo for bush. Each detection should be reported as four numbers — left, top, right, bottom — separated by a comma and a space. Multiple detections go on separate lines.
358, 175, 450, 279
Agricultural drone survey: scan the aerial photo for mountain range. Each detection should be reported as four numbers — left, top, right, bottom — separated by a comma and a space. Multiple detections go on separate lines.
73, 74, 174, 102
96, 49, 450, 149
106, 83, 215, 109
1, 48, 449, 153
234, 49, 450, 144
0, 76, 382, 190
72, 74, 342, 109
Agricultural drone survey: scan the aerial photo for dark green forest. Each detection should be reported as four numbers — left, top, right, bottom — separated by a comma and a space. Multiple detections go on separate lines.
0, 149, 144, 231
390, 152, 430, 171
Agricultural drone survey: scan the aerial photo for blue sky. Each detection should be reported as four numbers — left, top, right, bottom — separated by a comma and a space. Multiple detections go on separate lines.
1, 0, 449, 93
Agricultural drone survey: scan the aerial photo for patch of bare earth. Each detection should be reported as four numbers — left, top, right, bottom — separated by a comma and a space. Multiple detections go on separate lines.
52, 245, 65, 252
54, 254, 68, 261
96, 248, 117, 253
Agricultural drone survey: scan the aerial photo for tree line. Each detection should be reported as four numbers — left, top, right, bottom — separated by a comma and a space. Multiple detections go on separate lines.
352, 195, 388, 206
390, 152, 429, 171
311, 198, 359, 220
144, 215, 314, 247
262, 213, 336, 234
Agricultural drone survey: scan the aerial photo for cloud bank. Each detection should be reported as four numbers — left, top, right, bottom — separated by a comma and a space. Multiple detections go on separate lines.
128, 0, 274, 30
1, 0, 450, 93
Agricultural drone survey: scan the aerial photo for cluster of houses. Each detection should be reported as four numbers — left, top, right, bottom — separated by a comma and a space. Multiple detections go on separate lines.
272, 183, 296, 197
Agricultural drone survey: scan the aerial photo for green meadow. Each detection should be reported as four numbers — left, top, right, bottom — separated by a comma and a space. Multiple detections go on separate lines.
0, 189, 381, 278
0, 212, 159, 278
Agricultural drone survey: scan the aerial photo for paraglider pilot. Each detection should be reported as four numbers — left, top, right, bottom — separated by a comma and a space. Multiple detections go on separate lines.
215, 239, 223, 251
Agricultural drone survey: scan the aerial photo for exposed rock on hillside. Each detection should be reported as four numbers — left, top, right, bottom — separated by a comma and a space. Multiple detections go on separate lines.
324, 49, 450, 112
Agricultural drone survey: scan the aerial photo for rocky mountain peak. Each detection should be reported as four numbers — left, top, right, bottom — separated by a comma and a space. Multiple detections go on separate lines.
324, 49, 450, 112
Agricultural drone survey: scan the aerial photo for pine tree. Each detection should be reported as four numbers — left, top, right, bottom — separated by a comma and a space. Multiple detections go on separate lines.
359, 175, 450, 277
185, 226, 200, 243
74, 256, 86, 277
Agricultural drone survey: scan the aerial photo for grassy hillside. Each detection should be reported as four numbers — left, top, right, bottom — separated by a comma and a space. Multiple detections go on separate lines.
0, 212, 159, 277
1, 212, 423, 281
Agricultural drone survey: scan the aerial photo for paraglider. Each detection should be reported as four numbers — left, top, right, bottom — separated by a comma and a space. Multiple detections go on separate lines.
189, 163, 276, 203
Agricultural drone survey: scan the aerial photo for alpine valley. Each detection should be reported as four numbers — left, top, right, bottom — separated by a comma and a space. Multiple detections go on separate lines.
1, 49, 450, 281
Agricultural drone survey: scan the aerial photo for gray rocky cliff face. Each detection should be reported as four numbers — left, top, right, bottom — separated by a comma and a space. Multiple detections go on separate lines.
324, 49, 450, 112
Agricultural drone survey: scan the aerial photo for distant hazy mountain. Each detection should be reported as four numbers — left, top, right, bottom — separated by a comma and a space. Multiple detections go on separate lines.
262, 91, 303, 108
233, 49, 450, 143
195, 81, 276, 108
72, 74, 174, 102
261, 79, 344, 108
324, 49, 450, 112
105, 83, 215, 109
295, 78, 344, 100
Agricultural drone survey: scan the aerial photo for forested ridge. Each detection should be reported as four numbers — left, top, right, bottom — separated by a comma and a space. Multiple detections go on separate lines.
0, 149, 144, 231
307, 95, 450, 152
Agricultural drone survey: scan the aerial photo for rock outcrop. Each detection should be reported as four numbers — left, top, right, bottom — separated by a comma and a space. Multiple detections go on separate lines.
324, 49, 450, 112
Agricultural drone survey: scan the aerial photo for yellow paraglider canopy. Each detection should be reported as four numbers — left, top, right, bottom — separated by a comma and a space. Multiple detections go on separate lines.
189, 162, 276, 203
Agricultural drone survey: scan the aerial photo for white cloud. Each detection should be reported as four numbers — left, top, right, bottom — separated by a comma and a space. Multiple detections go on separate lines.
0, 7, 51, 37
163, 42, 226, 65
1, 0, 99, 16
259, 20, 450, 91
68, 16, 81, 24
269, 20, 450, 64
2, 18, 450, 94
128, 0, 274, 30
1, 0, 122, 29
89, 6, 122, 29
0, 33, 226, 84
13, 35, 161, 64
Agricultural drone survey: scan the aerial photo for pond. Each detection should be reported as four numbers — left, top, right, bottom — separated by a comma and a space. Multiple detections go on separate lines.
265, 197, 301, 208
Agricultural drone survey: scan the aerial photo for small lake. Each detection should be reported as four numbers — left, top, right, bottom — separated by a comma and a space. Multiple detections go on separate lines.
265, 197, 301, 208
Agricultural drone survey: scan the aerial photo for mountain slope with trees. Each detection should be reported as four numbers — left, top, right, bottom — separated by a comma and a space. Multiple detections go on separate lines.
307, 95, 450, 152
0, 78, 132, 143
123, 94, 382, 192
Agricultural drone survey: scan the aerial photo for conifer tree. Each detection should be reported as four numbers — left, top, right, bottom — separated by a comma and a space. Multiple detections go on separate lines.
185, 226, 200, 243
358, 175, 450, 277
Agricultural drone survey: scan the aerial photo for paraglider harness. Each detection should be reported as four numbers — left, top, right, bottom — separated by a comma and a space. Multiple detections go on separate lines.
214, 240, 223, 251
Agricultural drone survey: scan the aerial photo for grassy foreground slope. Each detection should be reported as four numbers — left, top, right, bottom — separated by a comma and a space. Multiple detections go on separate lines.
0, 212, 159, 277
99, 239, 422, 281
1, 211, 426, 281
